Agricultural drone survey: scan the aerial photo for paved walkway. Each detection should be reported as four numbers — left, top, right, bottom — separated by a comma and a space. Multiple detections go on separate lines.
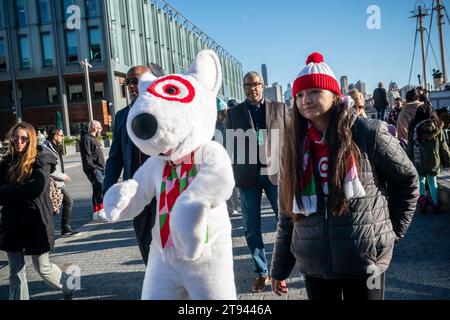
0, 153, 449, 300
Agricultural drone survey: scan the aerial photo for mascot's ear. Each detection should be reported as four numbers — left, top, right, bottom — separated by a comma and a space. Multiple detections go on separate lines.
138, 72, 157, 96
187, 50, 222, 96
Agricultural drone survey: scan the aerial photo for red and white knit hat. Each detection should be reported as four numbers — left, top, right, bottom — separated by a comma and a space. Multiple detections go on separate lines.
292, 52, 341, 98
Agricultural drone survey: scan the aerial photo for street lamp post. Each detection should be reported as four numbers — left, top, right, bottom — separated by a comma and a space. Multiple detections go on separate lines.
80, 58, 94, 123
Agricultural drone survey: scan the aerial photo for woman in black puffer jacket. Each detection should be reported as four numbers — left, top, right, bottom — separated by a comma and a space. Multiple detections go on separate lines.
271, 52, 419, 301
0, 122, 74, 300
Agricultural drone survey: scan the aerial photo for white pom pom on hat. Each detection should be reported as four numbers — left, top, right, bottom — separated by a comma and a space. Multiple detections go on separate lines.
292, 52, 341, 98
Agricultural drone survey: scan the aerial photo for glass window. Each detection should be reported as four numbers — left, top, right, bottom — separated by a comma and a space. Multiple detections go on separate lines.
0, 39, 6, 72
18, 35, 31, 69
68, 84, 83, 102
121, 26, 130, 66
0, 9, 3, 29
47, 86, 58, 104
37, 0, 50, 24
85, 0, 99, 19
65, 30, 78, 63
41, 33, 54, 66
15, 0, 26, 28
88, 27, 101, 61
94, 82, 104, 100
120, 80, 126, 98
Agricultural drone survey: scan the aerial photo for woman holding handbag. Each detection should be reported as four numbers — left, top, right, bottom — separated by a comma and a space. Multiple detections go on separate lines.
0, 122, 74, 300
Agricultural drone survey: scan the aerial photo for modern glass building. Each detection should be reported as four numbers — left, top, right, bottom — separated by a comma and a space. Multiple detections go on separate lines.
0, 0, 244, 137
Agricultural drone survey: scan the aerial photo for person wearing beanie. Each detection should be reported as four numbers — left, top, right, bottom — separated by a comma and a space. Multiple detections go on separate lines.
271, 52, 419, 300
225, 71, 290, 293
216, 97, 228, 134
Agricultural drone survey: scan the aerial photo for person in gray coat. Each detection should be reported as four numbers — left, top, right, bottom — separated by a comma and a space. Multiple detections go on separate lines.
42, 127, 78, 237
271, 52, 419, 301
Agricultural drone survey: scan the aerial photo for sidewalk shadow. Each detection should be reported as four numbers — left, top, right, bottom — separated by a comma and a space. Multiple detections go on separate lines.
0, 271, 144, 300
385, 276, 450, 300
50, 222, 140, 257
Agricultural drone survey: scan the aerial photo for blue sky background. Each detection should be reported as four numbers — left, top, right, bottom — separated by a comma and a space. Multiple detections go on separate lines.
166, 0, 450, 94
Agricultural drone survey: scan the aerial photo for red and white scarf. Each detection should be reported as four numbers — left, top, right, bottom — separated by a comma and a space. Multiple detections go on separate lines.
293, 122, 366, 216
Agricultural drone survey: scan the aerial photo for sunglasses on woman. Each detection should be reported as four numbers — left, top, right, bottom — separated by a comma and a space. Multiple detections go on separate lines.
13, 136, 29, 143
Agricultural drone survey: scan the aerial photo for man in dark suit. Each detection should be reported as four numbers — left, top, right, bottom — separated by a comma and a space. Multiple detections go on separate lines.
225, 71, 289, 293
104, 64, 163, 265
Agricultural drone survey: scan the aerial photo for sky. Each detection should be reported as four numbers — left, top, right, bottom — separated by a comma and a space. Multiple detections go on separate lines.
165, 0, 450, 94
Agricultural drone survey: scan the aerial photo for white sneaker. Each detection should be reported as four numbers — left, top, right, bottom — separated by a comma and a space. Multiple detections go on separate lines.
92, 209, 108, 223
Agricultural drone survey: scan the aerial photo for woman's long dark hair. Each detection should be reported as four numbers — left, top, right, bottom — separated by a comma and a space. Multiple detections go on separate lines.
280, 96, 362, 220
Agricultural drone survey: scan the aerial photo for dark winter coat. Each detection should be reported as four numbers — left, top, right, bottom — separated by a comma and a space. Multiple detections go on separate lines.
372, 87, 389, 110
79, 131, 105, 176
408, 119, 450, 176
0, 147, 57, 255
271, 118, 419, 281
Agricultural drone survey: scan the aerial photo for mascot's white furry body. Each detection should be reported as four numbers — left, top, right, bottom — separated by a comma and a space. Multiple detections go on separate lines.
104, 50, 236, 300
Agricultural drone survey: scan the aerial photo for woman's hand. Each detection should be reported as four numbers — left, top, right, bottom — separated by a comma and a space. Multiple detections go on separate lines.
271, 278, 288, 296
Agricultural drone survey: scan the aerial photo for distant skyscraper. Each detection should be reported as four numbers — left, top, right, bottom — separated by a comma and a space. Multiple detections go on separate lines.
340, 76, 349, 95
262, 64, 269, 85
284, 83, 293, 107
356, 80, 367, 97
264, 82, 283, 103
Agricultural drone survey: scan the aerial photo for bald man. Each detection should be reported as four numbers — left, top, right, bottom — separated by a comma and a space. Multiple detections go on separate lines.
79, 120, 107, 222
104, 65, 162, 265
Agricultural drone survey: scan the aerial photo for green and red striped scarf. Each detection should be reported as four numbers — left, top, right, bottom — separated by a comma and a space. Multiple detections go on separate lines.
159, 151, 208, 249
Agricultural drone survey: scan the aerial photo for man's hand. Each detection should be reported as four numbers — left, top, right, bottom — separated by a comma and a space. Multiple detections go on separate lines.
272, 279, 288, 296
63, 175, 72, 183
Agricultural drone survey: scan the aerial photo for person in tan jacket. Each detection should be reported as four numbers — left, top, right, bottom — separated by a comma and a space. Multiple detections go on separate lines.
397, 88, 424, 141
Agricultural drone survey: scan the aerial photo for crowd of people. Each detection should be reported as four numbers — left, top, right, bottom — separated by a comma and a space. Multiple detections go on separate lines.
1, 50, 449, 301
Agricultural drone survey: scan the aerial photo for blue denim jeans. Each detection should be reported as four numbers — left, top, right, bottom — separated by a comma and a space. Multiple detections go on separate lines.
87, 169, 104, 210
238, 174, 278, 276
376, 108, 386, 121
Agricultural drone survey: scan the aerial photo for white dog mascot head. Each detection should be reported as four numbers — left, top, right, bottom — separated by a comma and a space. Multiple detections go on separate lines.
127, 50, 222, 161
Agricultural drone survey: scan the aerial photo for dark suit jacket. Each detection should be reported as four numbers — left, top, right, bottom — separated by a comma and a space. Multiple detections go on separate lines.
103, 104, 156, 265
225, 99, 289, 188
104, 106, 133, 193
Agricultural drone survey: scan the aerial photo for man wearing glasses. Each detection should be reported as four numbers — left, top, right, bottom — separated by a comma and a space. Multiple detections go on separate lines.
80, 120, 107, 223
104, 64, 163, 265
225, 71, 290, 293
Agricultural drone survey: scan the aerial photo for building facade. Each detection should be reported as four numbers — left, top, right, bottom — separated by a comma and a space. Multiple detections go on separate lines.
355, 80, 366, 98
261, 64, 268, 85
264, 82, 283, 103
0, 0, 244, 138
284, 83, 292, 108
340, 76, 348, 95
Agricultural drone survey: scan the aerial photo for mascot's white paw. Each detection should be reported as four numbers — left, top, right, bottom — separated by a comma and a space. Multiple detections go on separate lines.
104, 180, 139, 222
170, 201, 208, 261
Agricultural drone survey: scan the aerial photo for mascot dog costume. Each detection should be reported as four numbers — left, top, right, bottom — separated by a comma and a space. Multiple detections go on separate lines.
104, 50, 237, 300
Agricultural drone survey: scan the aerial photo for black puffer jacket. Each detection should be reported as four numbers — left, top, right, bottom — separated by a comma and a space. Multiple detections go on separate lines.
271, 118, 419, 280
0, 147, 57, 255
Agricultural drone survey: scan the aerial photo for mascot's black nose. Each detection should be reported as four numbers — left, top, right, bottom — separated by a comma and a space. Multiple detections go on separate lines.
132, 113, 158, 140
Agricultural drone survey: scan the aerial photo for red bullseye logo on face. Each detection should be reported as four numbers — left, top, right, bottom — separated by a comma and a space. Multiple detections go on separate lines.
147, 75, 195, 103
